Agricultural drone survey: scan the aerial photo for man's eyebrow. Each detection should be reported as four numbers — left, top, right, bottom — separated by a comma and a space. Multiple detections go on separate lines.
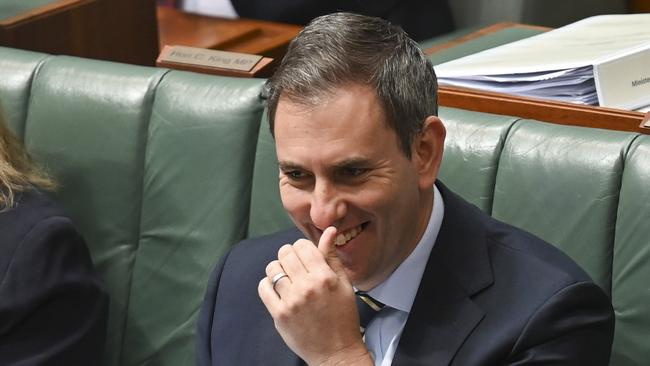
278, 162, 304, 171
278, 158, 374, 171
334, 157, 373, 168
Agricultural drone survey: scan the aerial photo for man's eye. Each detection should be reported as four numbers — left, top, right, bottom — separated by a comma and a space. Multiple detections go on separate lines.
285, 170, 305, 180
342, 167, 367, 177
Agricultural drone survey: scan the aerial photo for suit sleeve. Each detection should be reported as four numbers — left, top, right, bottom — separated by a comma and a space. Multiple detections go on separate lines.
196, 250, 231, 366
507, 281, 615, 365
0, 216, 108, 365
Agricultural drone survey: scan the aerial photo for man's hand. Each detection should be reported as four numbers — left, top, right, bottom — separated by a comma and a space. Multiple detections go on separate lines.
258, 227, 373, 366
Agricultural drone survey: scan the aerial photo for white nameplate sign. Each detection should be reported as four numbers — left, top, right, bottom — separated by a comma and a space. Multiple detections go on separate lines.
161, 46, 262, 72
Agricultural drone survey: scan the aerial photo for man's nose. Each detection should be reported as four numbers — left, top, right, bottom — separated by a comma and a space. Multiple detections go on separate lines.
310, 181, 347, 230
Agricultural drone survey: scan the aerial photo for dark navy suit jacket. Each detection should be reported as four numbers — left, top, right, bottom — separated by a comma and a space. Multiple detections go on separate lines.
0, 189, 108, 365
197, 182, 614, 365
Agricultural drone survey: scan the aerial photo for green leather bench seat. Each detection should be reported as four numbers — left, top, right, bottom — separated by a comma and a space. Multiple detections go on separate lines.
0, 48, 48, 137
1, 46, 267, 366
1, 45, 648, 366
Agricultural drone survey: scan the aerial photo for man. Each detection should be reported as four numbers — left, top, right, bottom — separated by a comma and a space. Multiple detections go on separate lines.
197, 12, 614, 365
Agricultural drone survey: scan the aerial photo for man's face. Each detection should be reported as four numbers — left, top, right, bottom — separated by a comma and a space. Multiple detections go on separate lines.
274, 84, 435, 290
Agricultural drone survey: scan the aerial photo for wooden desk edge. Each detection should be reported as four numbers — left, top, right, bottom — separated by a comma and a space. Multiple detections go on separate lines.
641, 112, 650, 130
439, 86, 648, 134
0, 0, 94, 27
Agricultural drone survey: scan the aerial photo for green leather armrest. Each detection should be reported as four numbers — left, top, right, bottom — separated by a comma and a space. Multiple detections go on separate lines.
438, 107, 518, 213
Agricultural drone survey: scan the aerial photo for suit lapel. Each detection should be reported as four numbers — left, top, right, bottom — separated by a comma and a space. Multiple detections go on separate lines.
393, 183, 494, 366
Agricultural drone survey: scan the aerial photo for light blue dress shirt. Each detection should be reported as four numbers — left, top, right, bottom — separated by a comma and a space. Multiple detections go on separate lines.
362, 186, 444, 366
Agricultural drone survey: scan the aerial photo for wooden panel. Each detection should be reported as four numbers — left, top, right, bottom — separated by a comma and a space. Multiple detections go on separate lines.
429, 23, 648, 133
92, 0, 159, 65
629, 0, 650, 12
0, 0, 159, 66
157, 6, 301, 61
0, 0, 90, 26
0, 0, 94, 55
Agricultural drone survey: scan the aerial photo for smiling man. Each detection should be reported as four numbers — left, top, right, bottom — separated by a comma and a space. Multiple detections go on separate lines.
197, 12, 614, 366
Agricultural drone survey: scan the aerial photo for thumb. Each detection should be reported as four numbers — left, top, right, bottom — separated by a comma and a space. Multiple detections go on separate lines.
318, 226, 347, 277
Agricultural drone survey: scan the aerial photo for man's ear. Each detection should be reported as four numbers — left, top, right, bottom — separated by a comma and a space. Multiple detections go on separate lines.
412, 115, 446, 190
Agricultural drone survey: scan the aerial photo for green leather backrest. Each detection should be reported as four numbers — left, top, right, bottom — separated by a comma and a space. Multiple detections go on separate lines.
122, 72, 265, 365
24, 55, 167, 366
247, 109, 293, 238
438, 107, 517, 212
611, 135, 650, 366
0, 46, 266, 366
492, 120, 636, 294
0, 47, 48, 138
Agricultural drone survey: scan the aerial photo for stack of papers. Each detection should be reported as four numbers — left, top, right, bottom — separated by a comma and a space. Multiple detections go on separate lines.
435, 14, 650, 110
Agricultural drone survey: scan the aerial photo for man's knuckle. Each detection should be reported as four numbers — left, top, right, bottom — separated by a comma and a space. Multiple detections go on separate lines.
293, 240, 307, 250
311, 273, 336, 290
284, 299, 303, 315
323, 273, 338, 289
265, 261, 277, 275
275, 307, 291, 322
278, 244, 293, 258
301, 285, 317, 300
295, 239, 313, 248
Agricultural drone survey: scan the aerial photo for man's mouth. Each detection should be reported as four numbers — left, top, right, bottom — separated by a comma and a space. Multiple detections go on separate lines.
334, 223, 367, 246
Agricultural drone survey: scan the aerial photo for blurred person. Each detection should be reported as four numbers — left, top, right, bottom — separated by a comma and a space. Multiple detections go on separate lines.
181, 0, 454, 41
0, 106, 108, 365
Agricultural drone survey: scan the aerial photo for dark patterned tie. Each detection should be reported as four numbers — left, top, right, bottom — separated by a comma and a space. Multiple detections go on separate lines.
355, 291, 385, 335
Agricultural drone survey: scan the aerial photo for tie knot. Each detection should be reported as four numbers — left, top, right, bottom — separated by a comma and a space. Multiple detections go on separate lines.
355, 291, 385, 334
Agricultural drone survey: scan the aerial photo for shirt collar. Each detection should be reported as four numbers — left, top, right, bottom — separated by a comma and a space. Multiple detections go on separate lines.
365, 185, 444, 313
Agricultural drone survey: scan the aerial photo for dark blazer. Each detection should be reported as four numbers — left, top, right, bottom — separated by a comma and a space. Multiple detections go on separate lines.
0, 189, 108, 365
197, 182, 614, 365
230, 0, 455, 41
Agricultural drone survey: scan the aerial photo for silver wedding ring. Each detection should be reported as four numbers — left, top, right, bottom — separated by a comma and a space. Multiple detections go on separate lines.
271, 272, 289, 292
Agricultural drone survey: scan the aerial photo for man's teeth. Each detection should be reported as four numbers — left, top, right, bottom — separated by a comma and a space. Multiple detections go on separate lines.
335, 225, 363, 246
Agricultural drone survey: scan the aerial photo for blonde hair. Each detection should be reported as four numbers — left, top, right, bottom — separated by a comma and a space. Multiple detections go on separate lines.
0, 105, 56, 210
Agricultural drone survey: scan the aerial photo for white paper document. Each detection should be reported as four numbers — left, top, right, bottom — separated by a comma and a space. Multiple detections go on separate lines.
435, 14, 650, 109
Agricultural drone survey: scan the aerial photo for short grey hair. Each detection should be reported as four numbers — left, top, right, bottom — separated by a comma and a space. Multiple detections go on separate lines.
266, 12, 439, 158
